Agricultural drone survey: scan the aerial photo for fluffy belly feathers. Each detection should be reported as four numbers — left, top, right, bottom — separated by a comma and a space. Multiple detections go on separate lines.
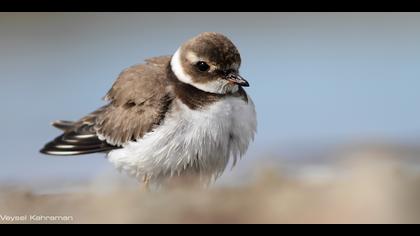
107, 96, 256, 185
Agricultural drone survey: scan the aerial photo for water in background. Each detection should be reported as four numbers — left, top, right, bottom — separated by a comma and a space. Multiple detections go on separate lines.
1, 12, 420, 189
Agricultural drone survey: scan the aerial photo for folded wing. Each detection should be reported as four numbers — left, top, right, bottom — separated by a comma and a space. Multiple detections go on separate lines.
40, 56, 174, 156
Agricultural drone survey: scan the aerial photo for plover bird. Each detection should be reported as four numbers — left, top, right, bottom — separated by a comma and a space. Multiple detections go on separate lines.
40, 32, 257, 187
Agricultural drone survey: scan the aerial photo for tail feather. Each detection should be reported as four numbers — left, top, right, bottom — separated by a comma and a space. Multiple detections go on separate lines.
51, 120, 76, 131
40, 121, 119, 156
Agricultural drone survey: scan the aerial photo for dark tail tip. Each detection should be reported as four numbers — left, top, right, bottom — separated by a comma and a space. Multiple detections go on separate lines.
51, 120, 75, 131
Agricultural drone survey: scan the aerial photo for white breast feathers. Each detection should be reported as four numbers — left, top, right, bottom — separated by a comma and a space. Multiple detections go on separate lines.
107, 96, 257, 186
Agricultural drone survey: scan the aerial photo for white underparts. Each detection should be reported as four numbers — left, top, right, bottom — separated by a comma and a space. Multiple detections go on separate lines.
107, 96, 257, 187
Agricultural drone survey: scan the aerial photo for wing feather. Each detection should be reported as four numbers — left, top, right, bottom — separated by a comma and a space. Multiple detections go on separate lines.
40, 56, 174, 156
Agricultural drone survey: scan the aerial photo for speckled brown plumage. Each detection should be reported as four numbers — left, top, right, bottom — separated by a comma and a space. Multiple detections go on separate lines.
40, 32, 249, 156
96, 56, 174, 146
40, 56, 176, 154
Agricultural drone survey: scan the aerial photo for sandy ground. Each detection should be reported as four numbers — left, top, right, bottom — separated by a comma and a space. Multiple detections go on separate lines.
2, 148, 420, 224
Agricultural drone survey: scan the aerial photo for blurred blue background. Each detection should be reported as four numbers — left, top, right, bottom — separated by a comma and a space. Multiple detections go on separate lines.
1, 12, 420, 186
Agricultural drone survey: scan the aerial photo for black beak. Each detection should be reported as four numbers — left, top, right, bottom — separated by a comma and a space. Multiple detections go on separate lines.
226, 73, 250, 87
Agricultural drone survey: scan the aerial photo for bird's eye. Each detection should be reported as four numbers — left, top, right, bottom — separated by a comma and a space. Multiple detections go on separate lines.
196, 61, 210, 72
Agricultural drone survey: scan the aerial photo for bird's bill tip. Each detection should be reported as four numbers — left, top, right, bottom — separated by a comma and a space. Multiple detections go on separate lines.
226, 74, 249, 87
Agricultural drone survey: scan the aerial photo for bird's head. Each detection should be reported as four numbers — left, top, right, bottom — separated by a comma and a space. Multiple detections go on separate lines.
171, 32, 249, 94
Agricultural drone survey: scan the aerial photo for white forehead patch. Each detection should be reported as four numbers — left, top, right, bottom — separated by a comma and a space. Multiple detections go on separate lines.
170, 48, 238, 94
186, 51, 200, 63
